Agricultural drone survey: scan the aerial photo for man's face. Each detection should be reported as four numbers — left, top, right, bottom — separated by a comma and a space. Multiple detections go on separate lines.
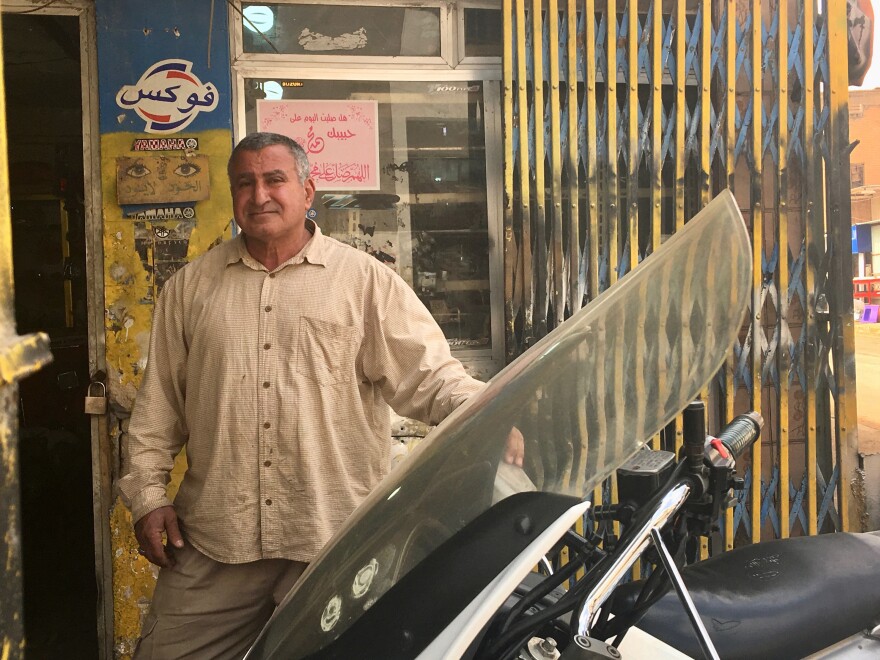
229, 144, 316, 246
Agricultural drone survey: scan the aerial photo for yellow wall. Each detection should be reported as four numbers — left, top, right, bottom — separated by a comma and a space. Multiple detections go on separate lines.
103, 129, 233, 657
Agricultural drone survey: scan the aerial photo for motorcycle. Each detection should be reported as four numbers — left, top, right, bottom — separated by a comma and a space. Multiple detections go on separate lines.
244, 191, 880, 659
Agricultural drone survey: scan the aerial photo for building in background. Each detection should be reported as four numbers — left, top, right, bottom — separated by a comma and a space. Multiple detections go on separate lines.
848, 90, 880, 298
850, 185, 880, 278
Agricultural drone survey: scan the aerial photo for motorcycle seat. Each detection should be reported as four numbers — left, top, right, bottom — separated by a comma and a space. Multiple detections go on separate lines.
617, 531, 880, 659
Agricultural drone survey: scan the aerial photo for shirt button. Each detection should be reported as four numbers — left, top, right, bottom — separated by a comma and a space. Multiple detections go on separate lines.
265, 499, 272, 505
263, 422, 271, 429
265, 305, 272, 312
264, 343, 271, 350
263, 381, 270, 388
269, 273, 276, 279
264, 460, 272, 467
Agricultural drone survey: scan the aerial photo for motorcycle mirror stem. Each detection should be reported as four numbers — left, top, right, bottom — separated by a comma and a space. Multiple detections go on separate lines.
682, 401, 710, 495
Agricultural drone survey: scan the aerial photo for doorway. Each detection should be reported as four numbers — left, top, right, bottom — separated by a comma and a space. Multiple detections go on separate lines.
3, 10, 99, 659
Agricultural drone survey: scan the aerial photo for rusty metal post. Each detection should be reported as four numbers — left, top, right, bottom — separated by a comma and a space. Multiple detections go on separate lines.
825, 0, 862, 532
0, 17, 54, 659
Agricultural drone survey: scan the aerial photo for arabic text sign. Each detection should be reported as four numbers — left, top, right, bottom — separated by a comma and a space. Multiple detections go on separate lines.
116, 59, 218, 134
116, 155, 211, 204
257, 100, 380, 191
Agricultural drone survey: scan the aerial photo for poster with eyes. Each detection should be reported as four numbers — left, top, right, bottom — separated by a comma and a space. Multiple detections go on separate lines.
115, 154, 210, 204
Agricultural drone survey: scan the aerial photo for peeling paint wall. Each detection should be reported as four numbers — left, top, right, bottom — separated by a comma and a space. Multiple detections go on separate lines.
94, 2, 233, 656
101, 130, 235, 411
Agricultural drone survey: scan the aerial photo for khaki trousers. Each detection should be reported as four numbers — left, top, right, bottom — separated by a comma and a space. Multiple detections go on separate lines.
133, 542, 308, 660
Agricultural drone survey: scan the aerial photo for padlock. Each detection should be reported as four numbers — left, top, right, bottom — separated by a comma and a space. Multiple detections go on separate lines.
84, 382, 107, 415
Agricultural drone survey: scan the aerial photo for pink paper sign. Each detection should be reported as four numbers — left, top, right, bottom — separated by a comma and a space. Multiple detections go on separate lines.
257, 99, 380, 190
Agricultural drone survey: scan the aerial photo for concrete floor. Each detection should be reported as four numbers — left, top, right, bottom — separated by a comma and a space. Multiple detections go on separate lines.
855, 322, 880, 448
855, 320, 880, 530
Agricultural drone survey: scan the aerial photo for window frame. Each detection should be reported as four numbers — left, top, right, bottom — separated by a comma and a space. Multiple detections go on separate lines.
229, 0, 505, 376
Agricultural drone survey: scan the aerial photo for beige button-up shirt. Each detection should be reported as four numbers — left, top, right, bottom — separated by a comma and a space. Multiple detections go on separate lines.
118, 224, 484, 563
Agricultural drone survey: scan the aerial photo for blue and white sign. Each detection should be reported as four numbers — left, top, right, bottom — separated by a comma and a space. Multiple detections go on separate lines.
853, 223, 873, 253
116, 59, 219, 134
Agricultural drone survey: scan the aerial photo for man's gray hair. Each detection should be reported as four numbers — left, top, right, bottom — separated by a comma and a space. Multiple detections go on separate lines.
228, 132, 311, 184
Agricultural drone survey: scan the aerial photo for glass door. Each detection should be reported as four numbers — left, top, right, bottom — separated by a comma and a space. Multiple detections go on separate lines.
239, 76, 503, 374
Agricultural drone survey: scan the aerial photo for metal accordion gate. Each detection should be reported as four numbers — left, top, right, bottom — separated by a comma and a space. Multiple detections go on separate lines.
502, 0, 861, 546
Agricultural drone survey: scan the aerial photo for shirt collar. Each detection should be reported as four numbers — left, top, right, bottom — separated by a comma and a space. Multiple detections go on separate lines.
226, 219, 329, 271
299, 219, 328, 266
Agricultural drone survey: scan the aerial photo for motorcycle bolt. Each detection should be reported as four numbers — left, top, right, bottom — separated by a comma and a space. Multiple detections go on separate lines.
573, 635, 592, 649
527, 636, 561, 660
606, 645, 621, 658
539, 638, 558, 654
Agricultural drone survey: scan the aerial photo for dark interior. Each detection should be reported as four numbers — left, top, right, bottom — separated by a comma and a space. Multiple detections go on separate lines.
3, 11, 98, 659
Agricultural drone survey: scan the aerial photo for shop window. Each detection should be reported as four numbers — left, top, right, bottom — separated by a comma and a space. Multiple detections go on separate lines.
233, 1, 504, 373
852, 162, 865, 188
242, 2, 441, 56
241, 78, 501, 362
463, 8, 502, 58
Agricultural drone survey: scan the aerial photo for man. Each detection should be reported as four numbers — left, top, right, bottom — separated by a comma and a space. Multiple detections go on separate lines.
119, 131, 522, 658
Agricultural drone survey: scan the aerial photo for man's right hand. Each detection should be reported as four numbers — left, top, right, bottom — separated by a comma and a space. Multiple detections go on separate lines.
134, 505, 185, 568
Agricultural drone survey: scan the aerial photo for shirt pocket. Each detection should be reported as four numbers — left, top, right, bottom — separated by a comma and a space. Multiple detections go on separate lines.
297, 316, 359, 386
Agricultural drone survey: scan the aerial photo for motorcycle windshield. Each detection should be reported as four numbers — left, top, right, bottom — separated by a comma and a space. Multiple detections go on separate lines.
248, 191, 752, 658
